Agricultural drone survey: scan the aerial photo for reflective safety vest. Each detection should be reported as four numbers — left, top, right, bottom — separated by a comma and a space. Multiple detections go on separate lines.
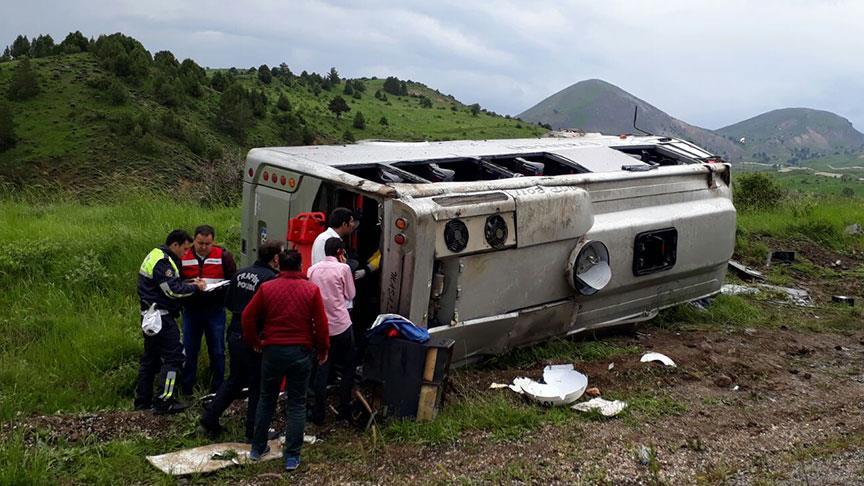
140, 248, 179, 280
181, 246, 225, 284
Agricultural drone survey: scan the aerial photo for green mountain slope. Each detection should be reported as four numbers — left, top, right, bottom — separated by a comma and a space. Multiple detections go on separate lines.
0, 34, 544, 193
716, 108, 864, 165
518, 79, 743, 161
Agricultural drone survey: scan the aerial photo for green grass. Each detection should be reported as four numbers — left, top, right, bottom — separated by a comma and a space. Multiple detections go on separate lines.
0, 194, 238, 420
0, 53, 545, 192
487, 337, 641, 369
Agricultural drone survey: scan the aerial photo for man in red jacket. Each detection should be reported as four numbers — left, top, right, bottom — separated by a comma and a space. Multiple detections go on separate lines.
242, 249, 329, 471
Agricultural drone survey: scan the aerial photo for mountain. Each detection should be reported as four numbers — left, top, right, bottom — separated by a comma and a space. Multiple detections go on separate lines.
716, 108, 864, 165
0, 32, 544, 194
518, 79, 743, 161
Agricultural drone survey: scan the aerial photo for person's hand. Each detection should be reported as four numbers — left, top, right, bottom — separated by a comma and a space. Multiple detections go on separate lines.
193, 278, 206, 291
317, 352, 328, 365
354, 269, 366, 280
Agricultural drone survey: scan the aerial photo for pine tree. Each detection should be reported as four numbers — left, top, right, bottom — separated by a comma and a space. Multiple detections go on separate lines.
60, 31, 89, 54
353, 111, 366, 130
328, 67, 340, 85
258, 64, 272, 84
217, 84, 255, 141
276, 93, 291, 111
343, 82, 354, 95
30, 34, 55, 58
6, 57, 40, 101
328, 96, 350, 119
10, 35, 30, 58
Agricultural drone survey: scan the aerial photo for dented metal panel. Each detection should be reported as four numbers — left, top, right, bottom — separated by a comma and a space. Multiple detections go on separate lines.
505, 185, 593, 248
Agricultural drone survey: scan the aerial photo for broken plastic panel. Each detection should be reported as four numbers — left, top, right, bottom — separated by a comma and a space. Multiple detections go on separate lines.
640, 352, 677, 367
508, 364, 588, 406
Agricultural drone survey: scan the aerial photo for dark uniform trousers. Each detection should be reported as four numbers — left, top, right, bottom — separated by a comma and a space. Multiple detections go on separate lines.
134, 314, 185, 409
201, 331, 262, 440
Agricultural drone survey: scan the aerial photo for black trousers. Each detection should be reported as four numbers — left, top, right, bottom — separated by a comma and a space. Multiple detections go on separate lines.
134, 314, 185, 409
311, 327, 355, 423
201, 331, 262, 440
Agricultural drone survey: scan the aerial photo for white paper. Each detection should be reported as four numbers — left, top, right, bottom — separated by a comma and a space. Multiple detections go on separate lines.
204, 280, 230, 292
571, 397, 628, 416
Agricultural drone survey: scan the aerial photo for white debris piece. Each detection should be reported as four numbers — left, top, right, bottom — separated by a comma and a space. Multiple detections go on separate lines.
147, 437, 282, 475
608, 362, 615, 371
721, 284, 760, 296
759, 284, 813, 307
489, 383, 510, 389
572, 397, 628, 417
640, 352, 677, 367
508, 364, 588, 406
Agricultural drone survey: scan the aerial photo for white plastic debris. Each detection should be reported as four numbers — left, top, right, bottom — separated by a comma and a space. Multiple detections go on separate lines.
571, 397, 628, 417
759, 284, 813, 307
489, 383, 510, 389
608, 363, 615, 370
508, 364, 588, 406
640, 352, 677, 367
721, 284, 760, 296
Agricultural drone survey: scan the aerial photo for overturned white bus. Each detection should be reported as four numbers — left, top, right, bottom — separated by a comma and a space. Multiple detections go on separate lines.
239, 134, 735, 365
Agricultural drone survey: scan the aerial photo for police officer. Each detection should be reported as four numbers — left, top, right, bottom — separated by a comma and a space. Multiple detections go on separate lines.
198, 240, 283, 441
134, 230, 205, 414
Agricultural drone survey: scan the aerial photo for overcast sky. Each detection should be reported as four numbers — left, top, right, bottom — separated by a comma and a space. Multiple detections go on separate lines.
4, 0, 863, 130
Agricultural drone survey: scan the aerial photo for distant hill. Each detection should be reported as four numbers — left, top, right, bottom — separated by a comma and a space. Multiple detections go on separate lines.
518, 79, 743, 161
0, 32, 544, 194
716, 108, 864, 165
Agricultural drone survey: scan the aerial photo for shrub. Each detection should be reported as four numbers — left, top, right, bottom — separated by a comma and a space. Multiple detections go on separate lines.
106, 78, 129, 105
733, 172, 785, 211
0, 102, 17, 151
276, 93, 291, 111
353, 111, 366, 130
418, 95, 432, 108
258, 64, 272, 84
328, 95, 350, 119
342, 129, 355, 143
379, 115, 388, 126
185, 128, 207, 156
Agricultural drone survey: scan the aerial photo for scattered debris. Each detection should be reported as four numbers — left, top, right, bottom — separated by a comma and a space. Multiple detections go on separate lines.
732, 385, 740, 391
585, 387, 601, 397
714, 374, 733, 388
832, 295, 855, 306
767, 250, 795, 266
689, 298, 712, 311
488, 383, 510, 389
721, 284, 760, 296
636, 444, 652, 465
607, 362, 615, 371
508, 364, 588, 406
727, 260, 766, 282
760, 284, 813, 307
571, 397, 627, 417
147, 437, 282, 475
845, 223, 862, 236
640, 352, 677, 367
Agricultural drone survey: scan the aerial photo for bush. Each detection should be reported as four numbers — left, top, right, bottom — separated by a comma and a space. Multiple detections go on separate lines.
0, 102, 17, 151
106, 78, 129, 105
185, 128, 207, 156
418, 95, 432, 108
733, 173, 785, 211
342, 129, 355, 143
158, 111, 185, 140
276, 93, 291, 111
217, 84, 255, 141
258, 64, 272, 84
328, 95, 350, 119
379, 116, 388, 126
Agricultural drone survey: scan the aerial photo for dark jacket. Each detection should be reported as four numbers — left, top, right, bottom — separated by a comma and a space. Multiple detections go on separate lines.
225, 261, 278, 335
137, 246, 199, 314
241, 271, 329, 361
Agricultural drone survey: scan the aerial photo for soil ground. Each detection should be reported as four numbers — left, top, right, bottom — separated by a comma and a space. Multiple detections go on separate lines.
5, 319, 863, 484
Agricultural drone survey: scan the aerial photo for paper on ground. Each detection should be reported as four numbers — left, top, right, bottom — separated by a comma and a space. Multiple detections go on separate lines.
146, 435, 318, 475
508, 364, 588, 406
571, 397, 628, 416
640, 352, 676, 367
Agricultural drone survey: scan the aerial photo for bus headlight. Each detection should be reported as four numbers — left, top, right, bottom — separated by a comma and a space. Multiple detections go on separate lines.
567, 240, 612, 295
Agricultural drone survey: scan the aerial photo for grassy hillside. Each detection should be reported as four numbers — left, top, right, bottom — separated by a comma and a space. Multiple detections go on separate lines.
717, 108, 864, 165
0, 39, 544, 194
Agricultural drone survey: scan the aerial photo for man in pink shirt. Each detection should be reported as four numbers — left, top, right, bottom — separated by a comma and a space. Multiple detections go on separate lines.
306, 237, 356, 424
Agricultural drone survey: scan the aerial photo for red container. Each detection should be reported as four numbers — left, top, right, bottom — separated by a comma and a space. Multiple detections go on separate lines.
287, 212, 326, 272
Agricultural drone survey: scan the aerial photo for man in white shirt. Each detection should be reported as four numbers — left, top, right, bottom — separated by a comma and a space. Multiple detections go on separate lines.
311, 208, 357, 266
